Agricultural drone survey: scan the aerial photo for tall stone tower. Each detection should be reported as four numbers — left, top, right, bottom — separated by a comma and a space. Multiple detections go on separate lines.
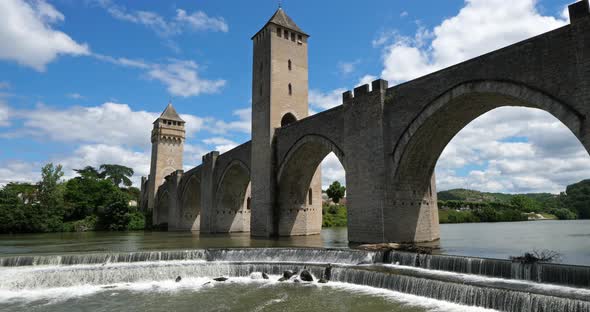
250, 8, 321, 236
146, 103, 185, 225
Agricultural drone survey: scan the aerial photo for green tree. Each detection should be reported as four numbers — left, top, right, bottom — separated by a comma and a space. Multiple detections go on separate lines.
74, 166, 102, 179
97, 191, 131, 230
564, 179, 590, 219
551, 208, 577, 220
63, 176, 121, 221
99, 164, 134, 188
38, 163, 65, 231
326, 181, 346, 203
510, 195, 538, 213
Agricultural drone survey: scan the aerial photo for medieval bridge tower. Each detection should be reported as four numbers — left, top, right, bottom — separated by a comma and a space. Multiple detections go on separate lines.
250, 8, 322, 237
144, 103, 185, 226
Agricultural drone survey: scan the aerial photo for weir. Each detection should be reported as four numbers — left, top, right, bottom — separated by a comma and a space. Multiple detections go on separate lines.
1, 248, 589, 312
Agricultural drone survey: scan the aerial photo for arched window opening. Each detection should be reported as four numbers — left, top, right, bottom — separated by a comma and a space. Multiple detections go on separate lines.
281, 113, 297, 127
247, 197, 251, 210
308, 188, 313, 205
288, 83, 292, 95
277, 27, 282, 37
288, 59, 292, 71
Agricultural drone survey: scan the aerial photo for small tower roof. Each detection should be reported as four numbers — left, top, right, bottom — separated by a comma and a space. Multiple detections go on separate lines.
252, 8, 308, 39
158, 103, 185, 123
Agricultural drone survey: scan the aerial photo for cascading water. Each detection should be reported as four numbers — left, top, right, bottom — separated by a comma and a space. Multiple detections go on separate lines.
1, 248, 589, 312
385, 250, 590, 288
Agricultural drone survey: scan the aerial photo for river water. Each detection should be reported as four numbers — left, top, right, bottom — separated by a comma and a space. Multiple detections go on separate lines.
0, 220, 588, 265
1, 220, 589, 312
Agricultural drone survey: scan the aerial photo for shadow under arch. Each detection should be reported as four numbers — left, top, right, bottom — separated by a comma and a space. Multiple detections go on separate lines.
387, 79, 587, 243
213, 159, 251, 233
178, 174, 201, 231
154, 188, 170, 226
276, 134, 346, 236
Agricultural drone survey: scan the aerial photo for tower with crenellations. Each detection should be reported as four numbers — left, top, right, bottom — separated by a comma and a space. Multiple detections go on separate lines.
146, 103, 185, 226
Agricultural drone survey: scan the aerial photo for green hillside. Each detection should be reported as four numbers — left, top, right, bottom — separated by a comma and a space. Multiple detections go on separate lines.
438, 189, 559, 206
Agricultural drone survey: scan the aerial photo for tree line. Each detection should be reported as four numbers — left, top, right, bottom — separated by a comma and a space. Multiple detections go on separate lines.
438, 179, 590, 223
0, 163, 145, 234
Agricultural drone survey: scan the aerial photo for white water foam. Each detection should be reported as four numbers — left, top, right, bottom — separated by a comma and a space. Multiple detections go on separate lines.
381, 263, 590, 297
0, 262, 499, 312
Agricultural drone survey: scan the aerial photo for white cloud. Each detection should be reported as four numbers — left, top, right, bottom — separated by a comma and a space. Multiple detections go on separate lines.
380, 0, 568, 84
0, 0, 89, 71
0, 144, 151, 187
0, 102, 10, 127
209, 107, 251, 134
321, 152, 345, 190
66, 93, 85, 100
60, 144, 150, 181
147, 60, 226, 97
400, 11, 409, 17
309, 88, 346, 111
93, 54, 224, 97
0, 160, 40, 186
175, 9, 228, 33
203, 137, 238, 153
97, 1, 228, 37
4, 102, 207, 147
436, 107, 590, 193
337, 60, 359, 75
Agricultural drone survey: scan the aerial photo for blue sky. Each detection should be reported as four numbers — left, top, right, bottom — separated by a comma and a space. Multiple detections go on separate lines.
1, 0, 589, 193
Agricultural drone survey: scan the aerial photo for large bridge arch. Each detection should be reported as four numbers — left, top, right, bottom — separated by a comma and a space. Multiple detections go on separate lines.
386, 80, 588, 242
213, 159, 251, 233
277, 134, 345, 236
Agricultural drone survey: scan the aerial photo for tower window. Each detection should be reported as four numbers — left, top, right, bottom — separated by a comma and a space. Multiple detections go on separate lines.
284, 30, 289, 40
288, 59, 292, 71
288, 83, 292, 95
297, 34, 303, 45
308, 188, 313, 205
291, 32, 295, 42
277, 28, 282, 37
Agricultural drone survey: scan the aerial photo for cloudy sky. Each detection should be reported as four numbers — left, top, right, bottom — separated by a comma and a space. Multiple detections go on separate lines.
0, 0, 587, 194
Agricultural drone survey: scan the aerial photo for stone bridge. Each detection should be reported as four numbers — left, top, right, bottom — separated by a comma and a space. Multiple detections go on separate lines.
143, 1, 590, 243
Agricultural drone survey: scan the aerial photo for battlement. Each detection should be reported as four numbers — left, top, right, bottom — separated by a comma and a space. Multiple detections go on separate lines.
342, 79, 389, 103
569, 0, 590, 23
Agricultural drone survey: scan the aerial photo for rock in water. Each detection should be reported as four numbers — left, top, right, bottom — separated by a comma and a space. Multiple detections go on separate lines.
262, 272, 269, 280
318, 278, 328, 284
283, 270, 295, 279
278, 277, 287, 282
293, 279, 301, 283
300, 270, 314, 282
213, 277, 228, 282
175, 276, 182, 283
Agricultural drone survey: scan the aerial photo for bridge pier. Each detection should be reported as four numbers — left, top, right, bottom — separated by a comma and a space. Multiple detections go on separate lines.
199, 151, 219, 234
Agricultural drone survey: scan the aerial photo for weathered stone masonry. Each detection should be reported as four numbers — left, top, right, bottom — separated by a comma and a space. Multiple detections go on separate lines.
141, 1, 590, 243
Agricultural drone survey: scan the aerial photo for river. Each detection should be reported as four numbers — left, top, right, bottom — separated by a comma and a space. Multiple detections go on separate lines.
0, 220, 589, 265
